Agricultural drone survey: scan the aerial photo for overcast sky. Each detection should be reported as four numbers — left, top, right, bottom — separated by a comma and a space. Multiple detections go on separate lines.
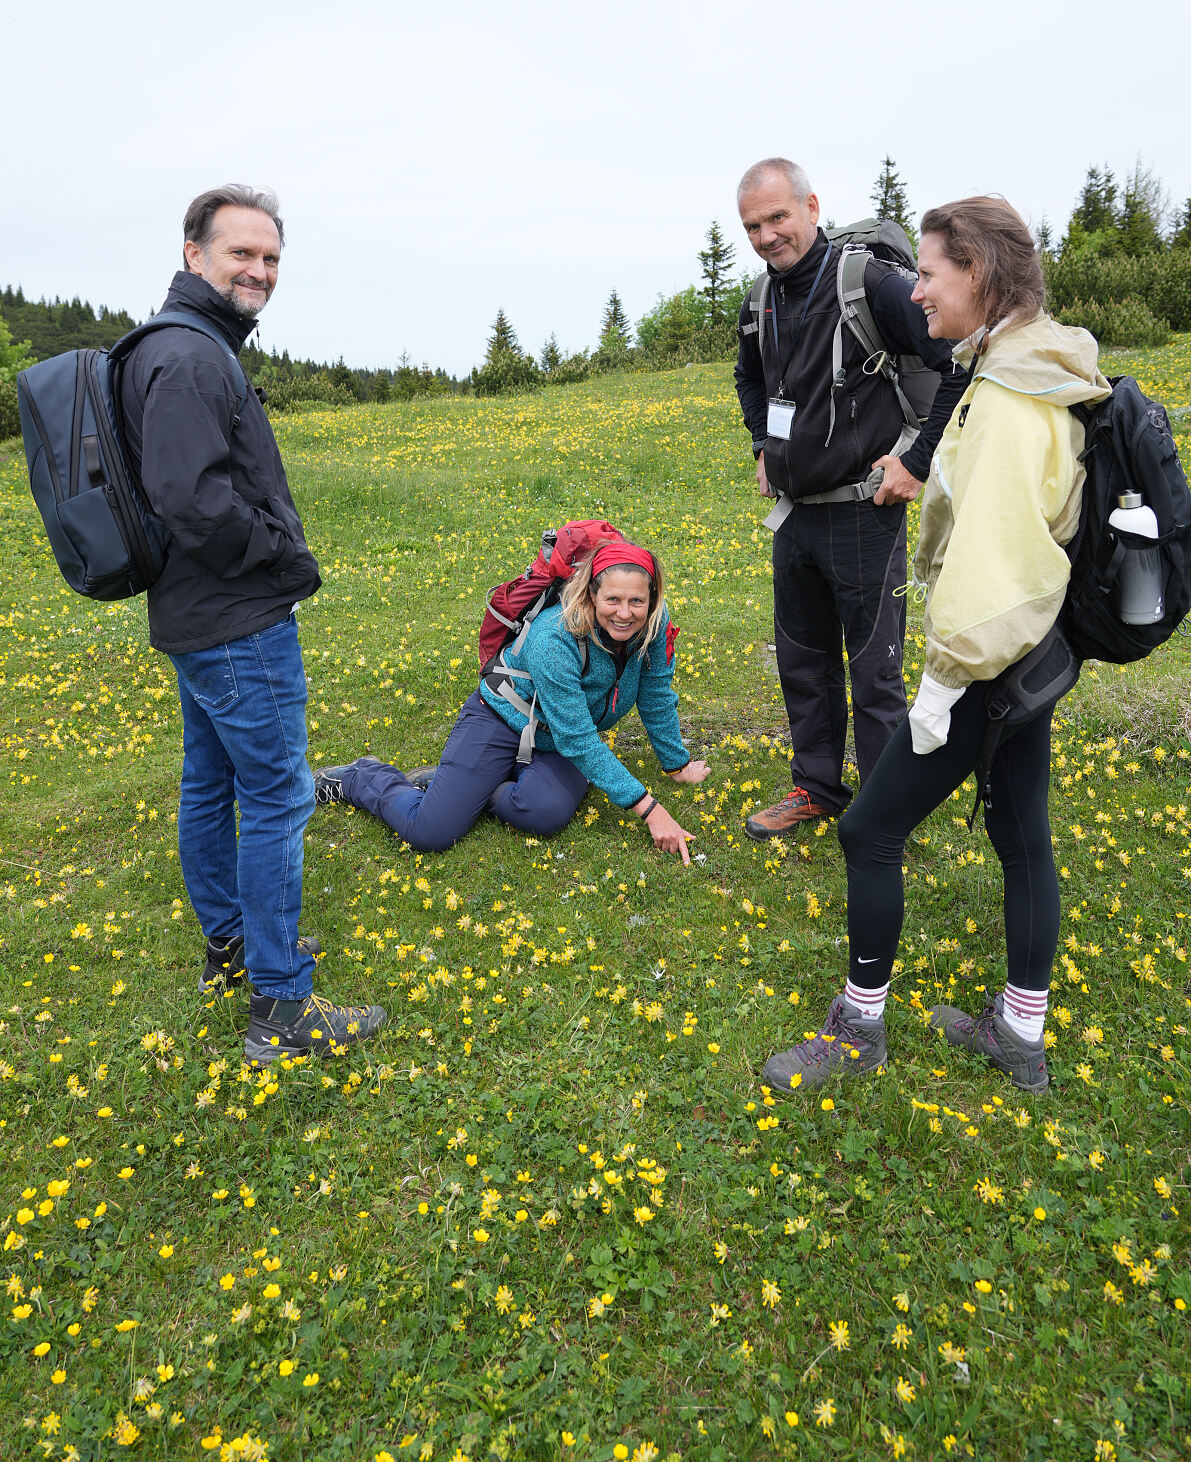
3, 0, 1187, 377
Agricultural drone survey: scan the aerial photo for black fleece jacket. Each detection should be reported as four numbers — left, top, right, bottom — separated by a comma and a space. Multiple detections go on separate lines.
121, 272, 321, 654
734, 230, 964, 496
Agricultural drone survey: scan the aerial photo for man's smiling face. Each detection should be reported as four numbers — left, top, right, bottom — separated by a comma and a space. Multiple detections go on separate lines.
184, 205, 281, 318
738, 172, 820, 274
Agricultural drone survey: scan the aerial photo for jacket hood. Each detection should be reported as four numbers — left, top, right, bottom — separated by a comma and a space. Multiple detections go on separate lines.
954, 311, 1110, 409
158, 270, 257, 351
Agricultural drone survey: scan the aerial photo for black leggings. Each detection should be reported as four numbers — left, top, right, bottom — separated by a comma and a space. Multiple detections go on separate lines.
836, 686, 1058, 994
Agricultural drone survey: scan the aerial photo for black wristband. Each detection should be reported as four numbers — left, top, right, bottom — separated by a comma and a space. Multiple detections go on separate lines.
638, 797, 658, 820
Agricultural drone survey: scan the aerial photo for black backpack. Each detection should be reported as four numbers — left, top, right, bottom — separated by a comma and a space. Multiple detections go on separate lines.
1061, 376, 1191, 662
17, 313, 249, 601
969, 373, 1191, 828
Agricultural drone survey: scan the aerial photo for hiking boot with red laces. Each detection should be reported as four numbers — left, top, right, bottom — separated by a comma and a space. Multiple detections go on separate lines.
244, 990, 387, 1064
762, 994, 887, 1093
928, 993, 1049, 1093
745, 786, 828, 840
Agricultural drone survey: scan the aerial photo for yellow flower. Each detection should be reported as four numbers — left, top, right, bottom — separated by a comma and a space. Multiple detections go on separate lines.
828, 1320, 850, 1351
158, 1245, 174, 1258
472, 1228, 489, 1244
821, 1097, 834, 1112
895, 1375, 916, 1403
761, 1279, 781, 1309
219, 1274, 235, 1290
115, 1319, 139, 1333
34, 1341, 51, 1357
890, 1323, 912, 1349
303, 1372, 319, 1387
279, 1360, 295, 1377
813, 1398, 836, 1427
974, 1279, 993, 1294
156, 1363, 174, 1381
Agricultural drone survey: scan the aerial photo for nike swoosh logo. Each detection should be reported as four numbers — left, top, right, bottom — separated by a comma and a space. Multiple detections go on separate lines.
857, 956, 880, 964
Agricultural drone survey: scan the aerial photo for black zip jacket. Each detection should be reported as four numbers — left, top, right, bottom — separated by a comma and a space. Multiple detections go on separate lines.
734, 230, 965, 497
120, 272, 321, 654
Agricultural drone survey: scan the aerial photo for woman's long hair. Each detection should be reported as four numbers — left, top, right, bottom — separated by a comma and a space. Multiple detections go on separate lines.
920, 195, 1046, 330
559, 540, 667, 657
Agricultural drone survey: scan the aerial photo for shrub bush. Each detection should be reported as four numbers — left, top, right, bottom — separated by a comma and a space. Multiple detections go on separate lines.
263, 373, 357, 413
0, 379, 19, 439
1054, 295, 1171, 348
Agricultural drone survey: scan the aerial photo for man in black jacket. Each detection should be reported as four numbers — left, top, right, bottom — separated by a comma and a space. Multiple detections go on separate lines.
121, 185, 385, 1062
734, 158, 964, 837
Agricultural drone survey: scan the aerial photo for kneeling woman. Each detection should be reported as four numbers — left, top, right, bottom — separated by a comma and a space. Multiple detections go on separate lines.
315, 541, 709, 861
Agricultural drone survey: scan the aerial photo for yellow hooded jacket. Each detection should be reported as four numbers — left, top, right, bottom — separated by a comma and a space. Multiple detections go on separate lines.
914, 312, 1111, 689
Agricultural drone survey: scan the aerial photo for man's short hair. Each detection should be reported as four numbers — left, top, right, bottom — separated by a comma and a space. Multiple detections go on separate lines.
183, 185, 285, 270
737, 158, 813, 204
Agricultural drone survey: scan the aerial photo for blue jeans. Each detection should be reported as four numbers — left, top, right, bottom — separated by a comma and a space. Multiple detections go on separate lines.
340, 691, 589, 852
169, 615, 315, 1000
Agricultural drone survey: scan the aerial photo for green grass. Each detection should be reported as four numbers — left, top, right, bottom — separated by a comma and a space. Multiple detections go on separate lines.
0, 346, 1188, 1462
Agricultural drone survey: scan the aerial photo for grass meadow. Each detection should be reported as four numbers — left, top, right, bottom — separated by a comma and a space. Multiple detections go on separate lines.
0, 341, 1188, 1462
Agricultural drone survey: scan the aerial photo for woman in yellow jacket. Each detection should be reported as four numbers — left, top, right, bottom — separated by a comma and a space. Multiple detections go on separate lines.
763, 196, 1110, 1095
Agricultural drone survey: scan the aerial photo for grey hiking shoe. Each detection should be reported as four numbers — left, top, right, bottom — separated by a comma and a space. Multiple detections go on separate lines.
199, 933, 323, 994
762, 994, 887, 1093
928, 993, 1049, 1093
405, 764, 437, 791
313, 756, 383, 806
244, 990, 387, 1064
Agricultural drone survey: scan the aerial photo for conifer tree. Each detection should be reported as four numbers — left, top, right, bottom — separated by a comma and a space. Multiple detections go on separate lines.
486, 309, 520, 359
870, 156, 915, 243
1118, 158, 1168, 253
1070, 164, 1119, 234
540, 333, 562, 373
599, 290, 631, 350
698, 221, 737, 326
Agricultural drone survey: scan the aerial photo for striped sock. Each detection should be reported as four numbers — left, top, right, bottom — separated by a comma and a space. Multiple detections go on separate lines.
844, 978, 889, 1021
1000, 983, 1048, 1043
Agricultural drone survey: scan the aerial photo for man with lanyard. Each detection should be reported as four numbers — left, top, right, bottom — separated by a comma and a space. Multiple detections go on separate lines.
734, 158, 964, 837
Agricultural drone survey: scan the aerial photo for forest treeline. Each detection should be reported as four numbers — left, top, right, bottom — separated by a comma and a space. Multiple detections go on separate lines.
2, 157, 1190, 432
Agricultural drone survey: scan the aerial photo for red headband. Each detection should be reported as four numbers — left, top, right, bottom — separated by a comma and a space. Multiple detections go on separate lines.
592, 543, 656, 580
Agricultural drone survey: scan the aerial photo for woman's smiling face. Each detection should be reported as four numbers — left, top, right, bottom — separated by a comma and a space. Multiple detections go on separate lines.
591, 567, 652, 642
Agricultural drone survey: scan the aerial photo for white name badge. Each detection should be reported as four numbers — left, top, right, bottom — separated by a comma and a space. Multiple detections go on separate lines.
767, 397, 796, 440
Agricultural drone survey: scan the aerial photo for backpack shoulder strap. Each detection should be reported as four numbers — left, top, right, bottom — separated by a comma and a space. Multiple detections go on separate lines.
828, 248, 919, 440
111, 312, 250, 412
741, 274, 772, 360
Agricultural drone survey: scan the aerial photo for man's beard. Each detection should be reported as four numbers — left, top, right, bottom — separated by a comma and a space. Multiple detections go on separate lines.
218, 279, 269, 320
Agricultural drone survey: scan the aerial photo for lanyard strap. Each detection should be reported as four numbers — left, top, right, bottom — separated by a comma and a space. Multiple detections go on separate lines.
773, 243, 833, 394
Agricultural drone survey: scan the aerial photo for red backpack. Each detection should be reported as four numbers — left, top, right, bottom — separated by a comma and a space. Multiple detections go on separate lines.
477, 518, 623, 673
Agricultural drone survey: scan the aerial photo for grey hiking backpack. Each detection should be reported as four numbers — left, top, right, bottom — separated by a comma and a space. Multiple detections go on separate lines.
743, 217, 939, 446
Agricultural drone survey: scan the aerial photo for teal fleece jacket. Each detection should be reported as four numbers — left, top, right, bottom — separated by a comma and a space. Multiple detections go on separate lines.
479, 604, 690, 807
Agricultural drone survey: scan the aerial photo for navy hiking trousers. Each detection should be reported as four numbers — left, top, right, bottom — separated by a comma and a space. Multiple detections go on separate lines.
337, 691, 589, 852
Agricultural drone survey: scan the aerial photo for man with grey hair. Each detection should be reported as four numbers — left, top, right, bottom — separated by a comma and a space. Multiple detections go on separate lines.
734, 158, 963, 837
120, 185, 386, 1062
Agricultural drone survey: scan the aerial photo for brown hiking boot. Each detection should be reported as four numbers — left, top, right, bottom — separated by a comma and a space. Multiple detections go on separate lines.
745, 786, 828, 840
